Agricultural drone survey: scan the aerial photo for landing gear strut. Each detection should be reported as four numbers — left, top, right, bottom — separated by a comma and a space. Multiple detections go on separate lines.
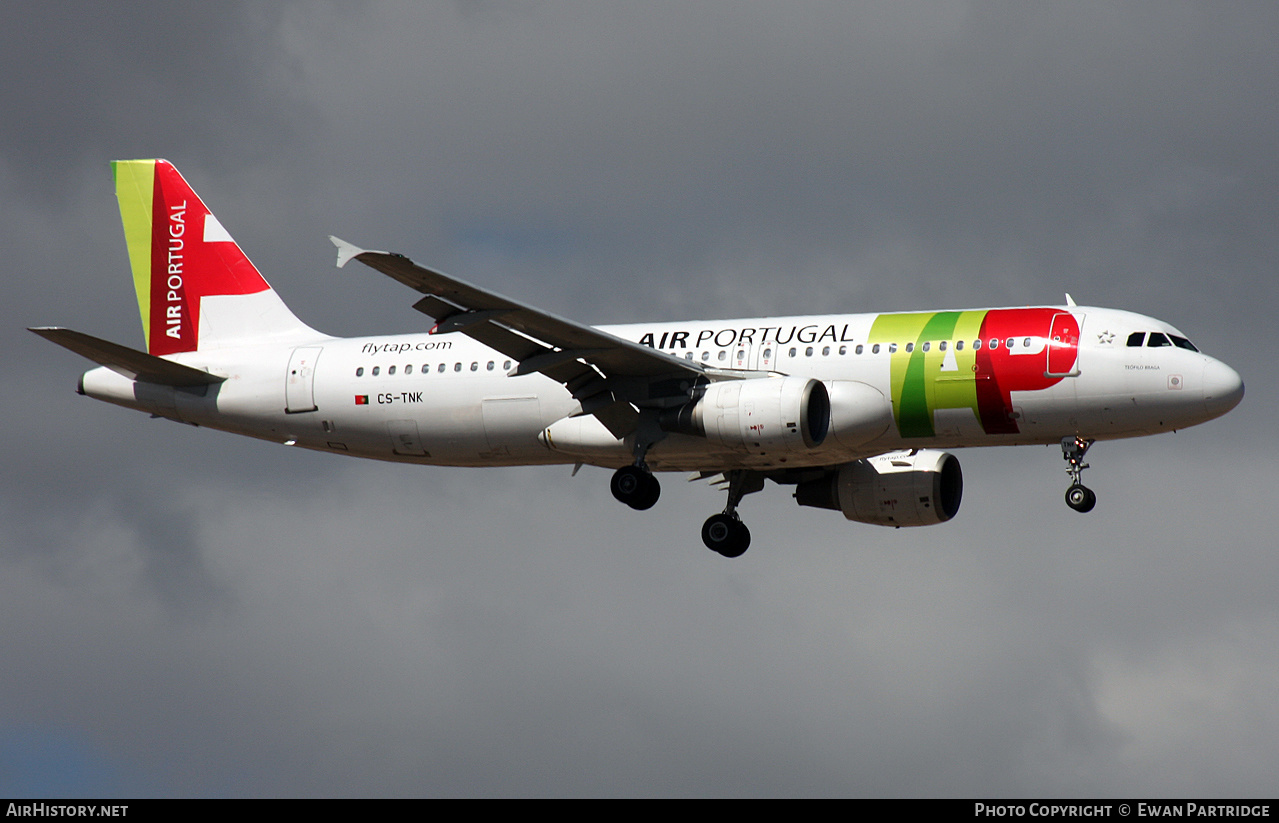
701, 470, 763, 558
1061, 436, 1097, 513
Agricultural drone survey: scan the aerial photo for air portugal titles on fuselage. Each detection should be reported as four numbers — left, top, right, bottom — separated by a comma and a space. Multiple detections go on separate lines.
636, 307, 1079, 441
636, 321, 857, 351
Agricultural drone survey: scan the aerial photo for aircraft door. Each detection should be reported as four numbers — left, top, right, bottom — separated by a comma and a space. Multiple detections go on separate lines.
1046, 313, 1082, 378
285, 346, 323, 413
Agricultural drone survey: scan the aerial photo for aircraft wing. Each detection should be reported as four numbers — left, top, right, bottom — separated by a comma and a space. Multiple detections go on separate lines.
331, 237, 706, 437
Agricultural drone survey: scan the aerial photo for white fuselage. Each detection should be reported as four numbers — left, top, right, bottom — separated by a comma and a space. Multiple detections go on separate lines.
78, 305, 1243, 473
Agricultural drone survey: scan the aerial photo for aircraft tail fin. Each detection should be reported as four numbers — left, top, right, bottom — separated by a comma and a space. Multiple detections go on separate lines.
112, 159, 319, 354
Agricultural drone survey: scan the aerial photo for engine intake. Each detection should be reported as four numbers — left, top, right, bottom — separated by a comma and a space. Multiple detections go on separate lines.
795, 449, 962, 526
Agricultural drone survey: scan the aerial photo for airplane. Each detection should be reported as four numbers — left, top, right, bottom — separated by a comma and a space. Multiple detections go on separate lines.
32, 159, 1244, 558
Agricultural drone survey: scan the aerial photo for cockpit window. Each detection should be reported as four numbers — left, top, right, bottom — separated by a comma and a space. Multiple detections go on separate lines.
1169, 335, 1199, 352
1126, 332, 1145, 347
1146, 332, 1171, 347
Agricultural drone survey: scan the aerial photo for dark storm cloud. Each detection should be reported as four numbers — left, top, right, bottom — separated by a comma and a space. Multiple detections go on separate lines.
0, 4, 312, 202
3, 1, 1276, 796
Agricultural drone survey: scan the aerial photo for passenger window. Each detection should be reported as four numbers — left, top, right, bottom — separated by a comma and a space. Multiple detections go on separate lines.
888, 343, 898, 353
763, 348, 772, 360
685, 352, 693, 360
372, 366, 380, 376
939, 341, 948, 351
718, 351, 727, 362
838, 346, 846, 355
405, 364, 413, 375
855, 344, 864, 355
1005, 338, 1015, 350
789, 347, 797, 358
871, 344, 880, 354
356, 367, 364, 377
921, 341, 930, 352
438, 364, 446, 373
454, 363, 462, 372
822, 346, 830, 356
470, 362, 479, 371
1147, 333, 1171, 347
487, 361, 495, 371
701, 352, 710, 362
905, 342, 914, 353
988, 339, 999, 350
805, 347, 814, 357
504, 361, 512, 370
388, 365, 396, 375
422, 364, 429, 373
1023, 337, 1031, 347
1127, 332, 1145, 347
736, 350, 745, 361
973, 339, 981, 350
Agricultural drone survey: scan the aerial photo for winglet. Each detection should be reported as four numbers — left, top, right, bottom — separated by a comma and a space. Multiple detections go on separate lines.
1065, 293, 1077, 307
329, 236, 372, 269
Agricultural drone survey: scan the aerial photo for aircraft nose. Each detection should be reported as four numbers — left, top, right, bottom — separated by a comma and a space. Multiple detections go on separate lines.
1202, 359, 1244, 418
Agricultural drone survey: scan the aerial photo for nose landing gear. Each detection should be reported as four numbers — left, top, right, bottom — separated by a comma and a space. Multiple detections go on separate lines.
1061, 436, 1097, 513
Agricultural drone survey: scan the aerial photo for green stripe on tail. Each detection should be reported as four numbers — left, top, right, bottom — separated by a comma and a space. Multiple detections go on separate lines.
111, 159, 158, 349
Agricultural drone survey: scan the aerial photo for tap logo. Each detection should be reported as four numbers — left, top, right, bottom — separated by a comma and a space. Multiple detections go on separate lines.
869, 308, 1079, 437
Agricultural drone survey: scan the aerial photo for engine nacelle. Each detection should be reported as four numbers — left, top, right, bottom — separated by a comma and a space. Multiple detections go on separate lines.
826, 380, 892, 449
661, 376, 829, 455
794, 449, 962, 526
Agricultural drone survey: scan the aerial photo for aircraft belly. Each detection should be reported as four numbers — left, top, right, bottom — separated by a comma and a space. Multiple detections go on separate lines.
480, 396, 545, 459
1012, 379, 1079, 435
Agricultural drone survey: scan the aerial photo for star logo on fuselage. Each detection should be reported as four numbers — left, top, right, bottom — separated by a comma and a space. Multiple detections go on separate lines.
1097, 330, 1115, 344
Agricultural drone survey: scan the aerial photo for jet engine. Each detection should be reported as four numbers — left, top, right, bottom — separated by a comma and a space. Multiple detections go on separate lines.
660, 376, 829, 455
825, 380, 893, 448
794, 449, 962, 526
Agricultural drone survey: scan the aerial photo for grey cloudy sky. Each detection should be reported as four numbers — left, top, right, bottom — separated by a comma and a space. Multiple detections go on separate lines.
2, 2, 1276, 797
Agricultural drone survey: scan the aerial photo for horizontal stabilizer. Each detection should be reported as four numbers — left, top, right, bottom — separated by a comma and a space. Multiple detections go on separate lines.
29, 327, 225, 387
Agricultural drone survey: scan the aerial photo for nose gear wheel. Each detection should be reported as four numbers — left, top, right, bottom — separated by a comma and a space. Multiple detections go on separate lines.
1061, 437, 1096, 513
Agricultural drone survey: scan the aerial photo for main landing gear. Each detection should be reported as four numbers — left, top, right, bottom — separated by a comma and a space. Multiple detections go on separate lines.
611, 429, 663, 511
1061, 436, 1097, 513
611, 464, 660, 510
610, 463, 759, 559
700, 470, 763, 558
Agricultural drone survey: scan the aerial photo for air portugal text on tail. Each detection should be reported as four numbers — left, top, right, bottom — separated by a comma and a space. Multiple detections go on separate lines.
31, 161, 1245, 559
